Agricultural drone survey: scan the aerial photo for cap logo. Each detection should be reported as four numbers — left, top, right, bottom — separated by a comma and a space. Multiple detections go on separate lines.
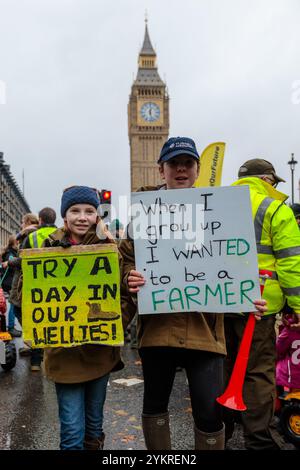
172, 141, 193, 150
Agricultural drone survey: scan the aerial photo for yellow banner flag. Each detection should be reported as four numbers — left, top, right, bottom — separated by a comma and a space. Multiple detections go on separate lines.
194, 142, 226, 187
20, 244, 123, 348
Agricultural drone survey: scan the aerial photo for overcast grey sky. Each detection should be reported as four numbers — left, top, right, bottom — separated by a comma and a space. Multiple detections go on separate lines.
0, 0, 299, 225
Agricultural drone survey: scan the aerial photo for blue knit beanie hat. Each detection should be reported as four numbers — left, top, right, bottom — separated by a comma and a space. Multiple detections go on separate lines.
61, 186, 100, 218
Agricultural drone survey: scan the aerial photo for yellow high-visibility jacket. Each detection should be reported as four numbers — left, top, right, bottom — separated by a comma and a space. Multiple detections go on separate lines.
232, 177, 300, 315
28, 226, 57, 248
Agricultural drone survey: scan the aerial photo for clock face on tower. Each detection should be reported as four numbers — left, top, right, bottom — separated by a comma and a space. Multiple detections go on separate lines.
140, 102, 161, 122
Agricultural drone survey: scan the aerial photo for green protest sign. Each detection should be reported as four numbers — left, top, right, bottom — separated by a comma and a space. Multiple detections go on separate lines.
20, 244, 123, 348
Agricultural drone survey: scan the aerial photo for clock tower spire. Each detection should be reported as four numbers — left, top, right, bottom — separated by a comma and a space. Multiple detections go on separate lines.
128, 20, 169, 191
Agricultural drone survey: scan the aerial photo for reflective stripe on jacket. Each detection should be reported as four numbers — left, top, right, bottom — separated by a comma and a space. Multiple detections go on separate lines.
28, 226, 57, 248
232, 177, 300, 314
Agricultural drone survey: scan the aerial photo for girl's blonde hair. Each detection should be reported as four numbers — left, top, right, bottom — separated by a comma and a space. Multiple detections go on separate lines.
22, 213, 39, 227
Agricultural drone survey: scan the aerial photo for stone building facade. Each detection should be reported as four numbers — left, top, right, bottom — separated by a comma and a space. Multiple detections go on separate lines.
0, 152, 30, 246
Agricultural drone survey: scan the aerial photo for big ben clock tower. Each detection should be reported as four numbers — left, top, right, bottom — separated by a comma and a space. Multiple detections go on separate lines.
128, 20, 169, 191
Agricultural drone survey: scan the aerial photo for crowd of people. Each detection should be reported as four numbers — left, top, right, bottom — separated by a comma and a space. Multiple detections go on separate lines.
1, 136, 300, 451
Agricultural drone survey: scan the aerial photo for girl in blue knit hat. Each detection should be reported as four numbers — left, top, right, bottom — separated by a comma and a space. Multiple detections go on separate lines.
43, 185, 123, 450
119, 137, 267, 450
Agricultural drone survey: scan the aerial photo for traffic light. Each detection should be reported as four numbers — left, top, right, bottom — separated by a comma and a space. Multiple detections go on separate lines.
100, 189, 111, 222
101, 190, 111, 204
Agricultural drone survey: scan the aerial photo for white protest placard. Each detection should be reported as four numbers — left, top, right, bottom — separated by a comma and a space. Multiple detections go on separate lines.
130, 186, 260, 314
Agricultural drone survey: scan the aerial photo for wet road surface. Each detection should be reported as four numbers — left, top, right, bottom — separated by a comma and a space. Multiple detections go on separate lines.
0, 338, 296, 451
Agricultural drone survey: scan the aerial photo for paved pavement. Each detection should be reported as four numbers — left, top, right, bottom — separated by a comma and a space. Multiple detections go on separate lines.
1, 339, 195, 450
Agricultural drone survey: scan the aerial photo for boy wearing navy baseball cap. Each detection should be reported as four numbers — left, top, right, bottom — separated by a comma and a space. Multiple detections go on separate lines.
120, 136, 267, 451
120, 136, 227, 450
157, 136, 200, 190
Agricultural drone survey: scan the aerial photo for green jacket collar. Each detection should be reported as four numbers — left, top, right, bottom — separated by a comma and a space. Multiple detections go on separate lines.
232, 177, 288, 203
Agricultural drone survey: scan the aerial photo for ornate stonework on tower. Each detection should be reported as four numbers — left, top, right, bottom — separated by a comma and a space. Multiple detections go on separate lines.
128, 20, 169, 191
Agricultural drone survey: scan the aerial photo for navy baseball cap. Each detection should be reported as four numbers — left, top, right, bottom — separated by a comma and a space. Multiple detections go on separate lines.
157, 137, 200, 164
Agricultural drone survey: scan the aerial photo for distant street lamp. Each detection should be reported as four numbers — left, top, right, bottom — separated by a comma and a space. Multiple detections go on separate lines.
288, 153, 298, 204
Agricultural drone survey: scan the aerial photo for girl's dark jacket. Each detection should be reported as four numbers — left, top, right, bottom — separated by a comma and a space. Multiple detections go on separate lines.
1, 247, 18, 293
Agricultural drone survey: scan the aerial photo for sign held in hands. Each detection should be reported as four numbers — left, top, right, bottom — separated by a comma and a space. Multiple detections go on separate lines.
20, 244, 123, 348
131, 186, 260, 314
